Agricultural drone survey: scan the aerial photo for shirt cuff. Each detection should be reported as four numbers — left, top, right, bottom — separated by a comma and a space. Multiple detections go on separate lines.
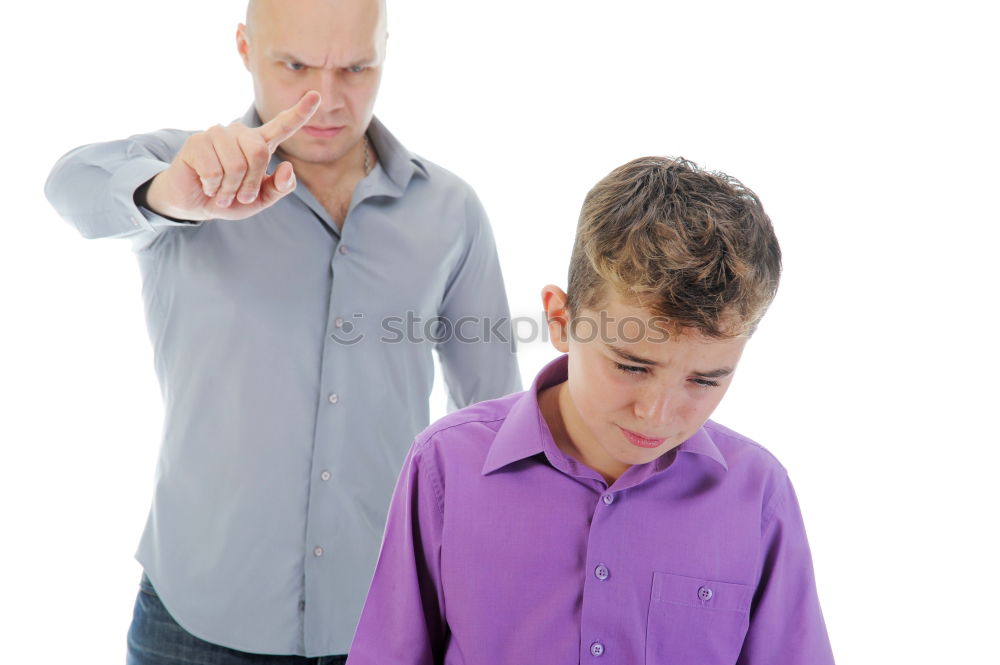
110, 157, 204, 233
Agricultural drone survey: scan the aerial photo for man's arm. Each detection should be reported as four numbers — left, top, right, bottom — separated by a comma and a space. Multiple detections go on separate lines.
44, 92, 322, 239
435, 191, 522, 410
44, 130, 194, 240
736, 474, 836, 664
349, 438, 447, 664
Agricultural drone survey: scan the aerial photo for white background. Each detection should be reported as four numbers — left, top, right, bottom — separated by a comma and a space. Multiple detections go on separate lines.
1, 0, 998, 662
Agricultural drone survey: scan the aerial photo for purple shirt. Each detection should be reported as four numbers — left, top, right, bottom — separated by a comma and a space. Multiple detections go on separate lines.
349, 355, 834, 665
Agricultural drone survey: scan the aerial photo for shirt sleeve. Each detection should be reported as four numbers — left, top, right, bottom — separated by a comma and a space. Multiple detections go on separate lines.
736, 474, 836, 665
43, 129, 201, 240
349, 437, 447, 665
434, 190, 522, 411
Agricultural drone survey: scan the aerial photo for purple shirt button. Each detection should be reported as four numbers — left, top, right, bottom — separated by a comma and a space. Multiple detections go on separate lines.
698, 586, 714, 601
590, 642, 605, 657
595, 564, 609, 581
602, 493, 615, 505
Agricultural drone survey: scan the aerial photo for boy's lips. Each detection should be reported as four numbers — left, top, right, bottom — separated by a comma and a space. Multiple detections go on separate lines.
617, 425, 666, 449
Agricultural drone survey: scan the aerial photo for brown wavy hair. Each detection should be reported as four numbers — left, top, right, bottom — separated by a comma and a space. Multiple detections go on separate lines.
567, 156, 781, 338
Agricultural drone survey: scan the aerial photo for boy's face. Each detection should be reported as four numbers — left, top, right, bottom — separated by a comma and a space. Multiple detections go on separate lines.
542, 286, 748, 481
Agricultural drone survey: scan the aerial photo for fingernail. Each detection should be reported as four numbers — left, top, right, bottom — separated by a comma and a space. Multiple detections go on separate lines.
216, 196, 232, 207
238, 191, 256, 204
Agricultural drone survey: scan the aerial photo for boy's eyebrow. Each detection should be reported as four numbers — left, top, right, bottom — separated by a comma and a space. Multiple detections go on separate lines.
607, 344, 660, 367
691, 367, 734, 379
608, 344, 734, 377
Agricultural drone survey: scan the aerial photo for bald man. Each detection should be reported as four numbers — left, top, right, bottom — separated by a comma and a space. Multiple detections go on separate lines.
44, 1, 520, 663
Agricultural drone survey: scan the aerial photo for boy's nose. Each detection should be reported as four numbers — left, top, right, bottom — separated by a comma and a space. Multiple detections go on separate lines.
634, 390, 673, 426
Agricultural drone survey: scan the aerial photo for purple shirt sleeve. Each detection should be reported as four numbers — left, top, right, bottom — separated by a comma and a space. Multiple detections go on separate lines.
350, 439, 445, 665
737, 475, 835, 665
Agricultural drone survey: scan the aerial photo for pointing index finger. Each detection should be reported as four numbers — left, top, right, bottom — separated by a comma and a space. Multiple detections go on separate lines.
258, 91, 321, 151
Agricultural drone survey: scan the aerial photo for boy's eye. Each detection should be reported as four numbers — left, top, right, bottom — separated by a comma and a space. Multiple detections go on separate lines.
689, 377, 720, 388
614, 362, 648, 375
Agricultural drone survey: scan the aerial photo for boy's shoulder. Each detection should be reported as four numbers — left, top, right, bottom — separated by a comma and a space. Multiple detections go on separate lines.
700, 419, 789, 481
412, 391, 525, 457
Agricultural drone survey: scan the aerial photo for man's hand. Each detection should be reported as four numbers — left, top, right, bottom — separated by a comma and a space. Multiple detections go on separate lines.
142, 91, 321, 221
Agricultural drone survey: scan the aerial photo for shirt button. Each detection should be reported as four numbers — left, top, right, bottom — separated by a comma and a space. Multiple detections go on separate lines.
339, 245, 348, 255
313, 546, 324, 557
328, 393, 339, 404
590, 641, 605, 657
334, 318, 344, 328
602, 493, 615, 505
595, 564, 609, 581
320, 470, 331, 481
698, 586, 714, 601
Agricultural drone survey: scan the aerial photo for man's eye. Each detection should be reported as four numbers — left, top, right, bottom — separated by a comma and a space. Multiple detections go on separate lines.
614, 362, 647, 375
285, 62, 306, 72
689, 377, 720, 388
348, 65, 366, 73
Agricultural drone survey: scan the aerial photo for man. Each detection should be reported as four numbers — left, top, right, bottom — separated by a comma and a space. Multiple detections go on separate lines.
349, 157, 835, 664
44, 0, 520, 662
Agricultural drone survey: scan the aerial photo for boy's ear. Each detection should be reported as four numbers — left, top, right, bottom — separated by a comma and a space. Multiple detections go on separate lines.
541, 284, 570, 353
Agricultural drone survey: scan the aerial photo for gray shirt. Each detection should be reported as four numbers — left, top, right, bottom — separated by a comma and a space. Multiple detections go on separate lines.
44, 108, 521, 656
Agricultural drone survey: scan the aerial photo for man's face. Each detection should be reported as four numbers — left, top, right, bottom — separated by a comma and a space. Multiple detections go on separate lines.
544, 286, 748, 480
237, 0, 386, 166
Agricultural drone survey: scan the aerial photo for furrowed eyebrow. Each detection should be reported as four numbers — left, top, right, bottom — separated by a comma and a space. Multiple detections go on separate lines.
692, 367, 734, 379
272, 51, 376, 68
272, 51, 308, 63
607, 344, 660, 367
608, 344, 734, 378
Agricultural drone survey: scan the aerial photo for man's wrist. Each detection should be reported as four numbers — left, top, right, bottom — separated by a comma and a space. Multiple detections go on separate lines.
134, 175, 201, 223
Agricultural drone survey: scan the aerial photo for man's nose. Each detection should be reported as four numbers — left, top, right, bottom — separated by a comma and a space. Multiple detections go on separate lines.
315, 70, 345, 111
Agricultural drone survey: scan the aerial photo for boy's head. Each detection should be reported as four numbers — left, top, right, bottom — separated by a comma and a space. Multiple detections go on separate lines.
541, 157, 781, 481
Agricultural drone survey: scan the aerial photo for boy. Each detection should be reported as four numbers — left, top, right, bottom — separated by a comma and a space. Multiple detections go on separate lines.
347, 157, 835, 664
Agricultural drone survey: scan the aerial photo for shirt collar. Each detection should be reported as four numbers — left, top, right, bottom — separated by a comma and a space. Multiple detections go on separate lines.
238, 105, 428, 197
482, 354, 728, 477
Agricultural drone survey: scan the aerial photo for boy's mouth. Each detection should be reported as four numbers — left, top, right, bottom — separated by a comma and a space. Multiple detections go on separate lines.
617, 425, 666, 449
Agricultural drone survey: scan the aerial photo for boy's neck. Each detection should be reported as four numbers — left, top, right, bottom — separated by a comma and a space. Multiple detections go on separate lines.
538, 382, 629, 486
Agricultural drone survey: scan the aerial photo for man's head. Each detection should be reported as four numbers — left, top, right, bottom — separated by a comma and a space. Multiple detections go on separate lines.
542, 157, 781, 480
237, 0, 388, 166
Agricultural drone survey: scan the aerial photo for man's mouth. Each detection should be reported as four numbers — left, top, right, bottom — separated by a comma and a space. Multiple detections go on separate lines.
302, 126, 345, 138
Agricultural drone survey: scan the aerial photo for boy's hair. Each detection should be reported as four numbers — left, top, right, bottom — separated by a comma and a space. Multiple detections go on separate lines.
567, 156, 781, 338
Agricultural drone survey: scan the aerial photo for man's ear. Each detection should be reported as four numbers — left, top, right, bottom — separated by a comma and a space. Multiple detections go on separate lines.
541, 284, 570, 353
236, 24, 251, 71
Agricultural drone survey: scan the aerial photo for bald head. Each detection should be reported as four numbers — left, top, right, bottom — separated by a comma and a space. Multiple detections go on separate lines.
246, 0, 387, 38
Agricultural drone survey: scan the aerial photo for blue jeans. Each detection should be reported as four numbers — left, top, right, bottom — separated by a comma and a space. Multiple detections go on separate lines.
127, 574, 348, 665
